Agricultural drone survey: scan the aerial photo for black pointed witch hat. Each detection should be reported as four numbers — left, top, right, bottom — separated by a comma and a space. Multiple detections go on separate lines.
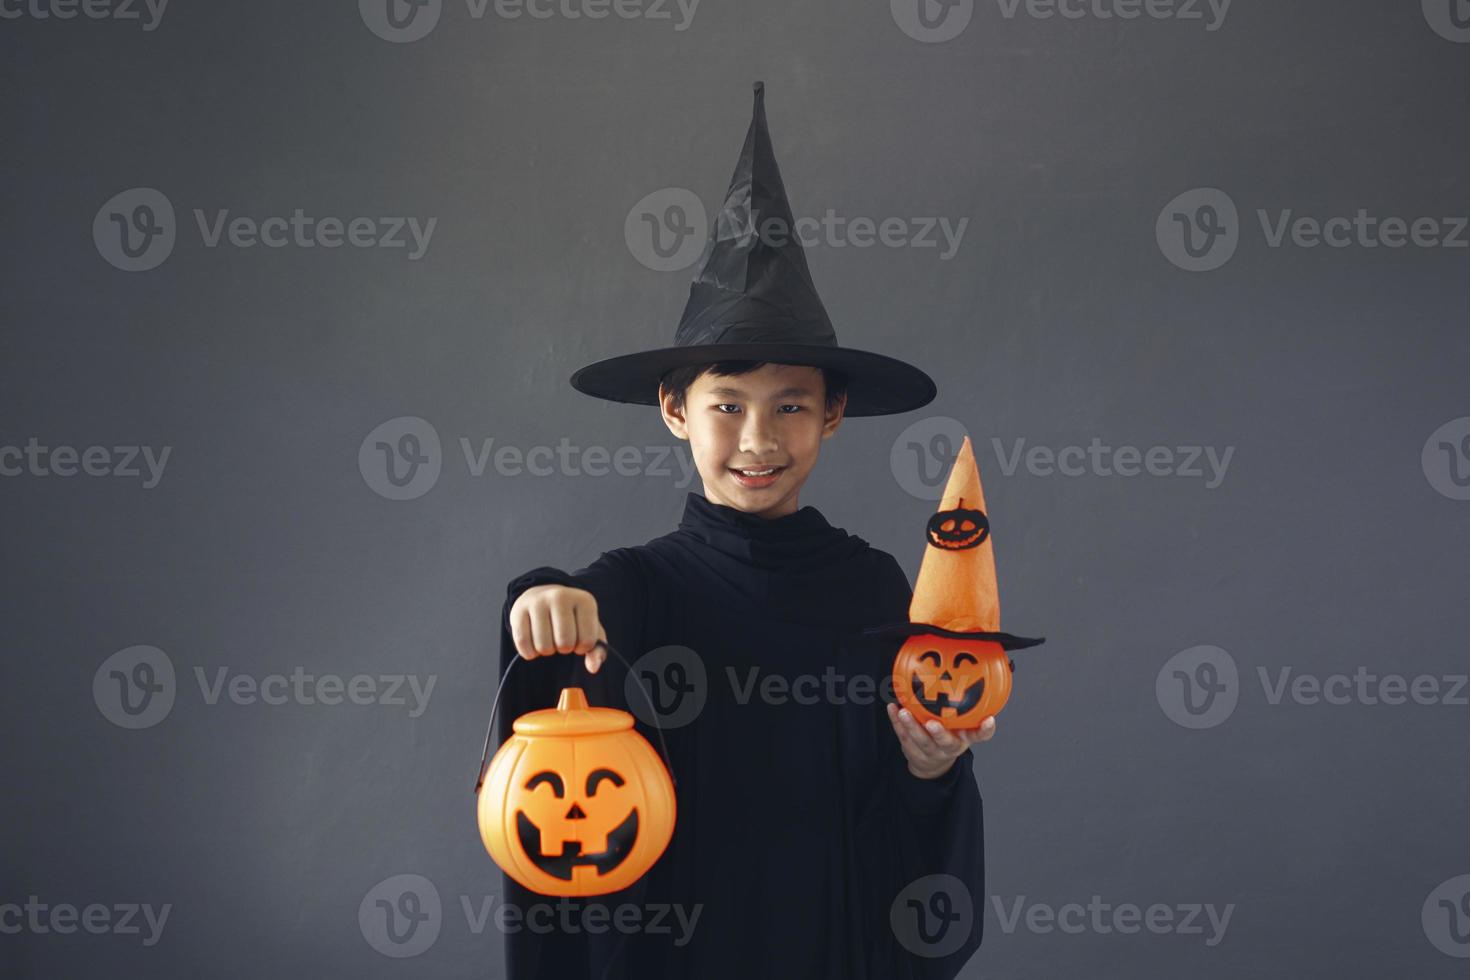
569, 81, 937, 418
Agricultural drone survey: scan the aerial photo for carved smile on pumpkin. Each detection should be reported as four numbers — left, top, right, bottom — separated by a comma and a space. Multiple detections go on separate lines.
516, 768, 640, 881
910, 649, 985, 716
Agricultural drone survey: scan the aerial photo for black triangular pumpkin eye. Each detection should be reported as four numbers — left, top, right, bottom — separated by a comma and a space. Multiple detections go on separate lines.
954, 652, 978, 667
525, 771, 564, 797
586, 768, 625, 796
920, 650, 941, 666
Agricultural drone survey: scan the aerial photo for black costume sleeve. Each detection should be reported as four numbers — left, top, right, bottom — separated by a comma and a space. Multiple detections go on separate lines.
861, 552, 986, 980
492, 550, 650, 979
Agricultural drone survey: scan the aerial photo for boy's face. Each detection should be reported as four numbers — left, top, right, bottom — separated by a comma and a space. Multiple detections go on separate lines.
660, 362, 846, 520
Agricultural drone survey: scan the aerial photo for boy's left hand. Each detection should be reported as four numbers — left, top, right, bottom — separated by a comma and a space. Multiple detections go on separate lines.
887, 701, 996, 779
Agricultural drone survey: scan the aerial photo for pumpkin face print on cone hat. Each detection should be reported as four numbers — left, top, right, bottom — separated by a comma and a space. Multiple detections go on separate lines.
864, 436, 1045, 729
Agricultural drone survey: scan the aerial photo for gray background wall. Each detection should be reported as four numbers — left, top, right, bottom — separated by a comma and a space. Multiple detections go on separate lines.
3, 0, 1468, 977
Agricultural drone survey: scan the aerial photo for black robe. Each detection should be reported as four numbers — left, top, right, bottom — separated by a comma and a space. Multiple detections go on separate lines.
491, 491, 986, 979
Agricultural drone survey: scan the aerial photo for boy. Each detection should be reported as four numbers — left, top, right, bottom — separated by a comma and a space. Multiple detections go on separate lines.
494, 83, 991, 979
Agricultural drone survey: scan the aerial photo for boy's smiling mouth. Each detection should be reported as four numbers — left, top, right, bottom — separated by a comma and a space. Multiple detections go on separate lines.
728, 464, 786, 488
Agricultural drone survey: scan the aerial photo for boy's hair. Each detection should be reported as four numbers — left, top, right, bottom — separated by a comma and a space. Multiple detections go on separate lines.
658, 360, 849, 414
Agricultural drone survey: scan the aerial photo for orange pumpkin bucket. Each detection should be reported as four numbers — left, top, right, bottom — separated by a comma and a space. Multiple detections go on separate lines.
473, 640, 677, 897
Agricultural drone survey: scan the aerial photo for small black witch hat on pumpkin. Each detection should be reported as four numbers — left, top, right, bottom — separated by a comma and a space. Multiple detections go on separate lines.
569, 81, 937, 418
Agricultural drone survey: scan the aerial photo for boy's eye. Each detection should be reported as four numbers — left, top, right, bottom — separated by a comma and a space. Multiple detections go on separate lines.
712, 404, 803, 414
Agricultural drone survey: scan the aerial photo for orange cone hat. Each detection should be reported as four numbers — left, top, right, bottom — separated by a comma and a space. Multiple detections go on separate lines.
863, 435, 1044, 650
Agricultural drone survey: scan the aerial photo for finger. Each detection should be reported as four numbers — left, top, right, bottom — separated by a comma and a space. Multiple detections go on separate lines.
889, 709, 925, 759
897, 709, 944, 764
922, 718, 968, 754
955, 716, 995, 744
578, 611, 603, 675
527, 604, 554, 657
548, 598, 580, 654
570, 599, 599, 658
591, 620, 608, 673
509, 607, 537, 660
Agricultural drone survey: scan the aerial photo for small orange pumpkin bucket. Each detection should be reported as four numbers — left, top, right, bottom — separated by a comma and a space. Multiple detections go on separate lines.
473, 640, 677, 897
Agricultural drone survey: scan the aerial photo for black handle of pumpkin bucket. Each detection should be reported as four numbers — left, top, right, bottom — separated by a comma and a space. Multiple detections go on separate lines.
473, 639, 677, 795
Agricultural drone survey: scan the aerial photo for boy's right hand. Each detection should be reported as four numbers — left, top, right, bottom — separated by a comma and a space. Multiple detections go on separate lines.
507, 584, 609, 674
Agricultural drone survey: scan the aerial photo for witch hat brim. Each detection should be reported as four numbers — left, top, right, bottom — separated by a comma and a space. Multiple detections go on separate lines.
859, 621, 1045, 650
570, 342, 936, 417
569, 81, 937, 419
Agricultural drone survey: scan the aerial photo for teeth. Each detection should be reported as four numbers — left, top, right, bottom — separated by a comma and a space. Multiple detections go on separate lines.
737, 468, 778, 476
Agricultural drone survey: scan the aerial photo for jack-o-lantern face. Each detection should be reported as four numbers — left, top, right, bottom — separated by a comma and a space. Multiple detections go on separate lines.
892, 635, 1012, 729
925, 499, 989, 551
478, 688, 676, 897
515, 762, 639, 882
